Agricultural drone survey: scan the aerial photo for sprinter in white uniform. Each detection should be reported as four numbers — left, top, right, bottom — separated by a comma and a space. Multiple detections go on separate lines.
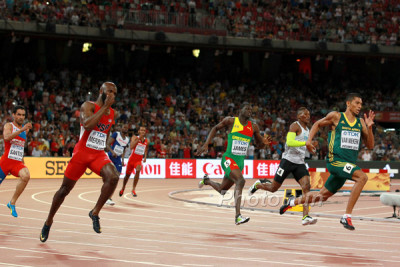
249, 107, 318, 225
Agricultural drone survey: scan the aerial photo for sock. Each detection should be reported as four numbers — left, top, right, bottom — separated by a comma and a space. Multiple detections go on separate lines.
289, 199, 295, 207
343, 214, 351, 218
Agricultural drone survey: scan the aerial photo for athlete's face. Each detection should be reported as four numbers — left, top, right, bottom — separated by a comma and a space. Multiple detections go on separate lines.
121, 125, 129, 134
13, 109, 26, 126
298, 109, 310, 124
138, 127, 146, 137
100, 83, 117, 103
347, 97, 362, 115
240, 105, 252, 118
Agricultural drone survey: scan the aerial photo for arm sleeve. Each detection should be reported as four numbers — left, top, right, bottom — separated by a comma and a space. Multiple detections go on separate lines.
286, 132, 306, 147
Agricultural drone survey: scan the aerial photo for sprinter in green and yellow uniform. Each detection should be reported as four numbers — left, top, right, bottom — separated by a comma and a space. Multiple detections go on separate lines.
279, 93, 375, 230
196, 105, 270, 225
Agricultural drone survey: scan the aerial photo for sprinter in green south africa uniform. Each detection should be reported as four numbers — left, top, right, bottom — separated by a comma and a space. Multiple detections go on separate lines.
280, 93, 375, 230
196, 105, 270, 225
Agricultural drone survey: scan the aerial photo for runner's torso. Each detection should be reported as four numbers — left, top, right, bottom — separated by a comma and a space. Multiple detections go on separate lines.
110, 132, 130, 157
328, 112, 362, 164
75, 102, 115, 154
3, 122, 26, 162
224, 117, 254, 163
129, 136, 148, 160
282, 121, 309, 164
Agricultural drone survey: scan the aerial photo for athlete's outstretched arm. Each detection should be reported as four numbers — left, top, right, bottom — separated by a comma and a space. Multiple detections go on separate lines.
360, 110, 375, 149
253, 123, 271, 149
3, 123, 32, 142
196, 117, 234, 156
306, 111, 340, 153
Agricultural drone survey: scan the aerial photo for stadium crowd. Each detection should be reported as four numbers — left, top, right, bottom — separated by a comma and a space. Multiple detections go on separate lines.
1, 0, 400, 45
0, 65, 399, 162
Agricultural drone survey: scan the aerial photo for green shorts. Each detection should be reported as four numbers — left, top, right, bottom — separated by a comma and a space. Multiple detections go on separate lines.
325, 161, 361, 194
221, 154, 244, 180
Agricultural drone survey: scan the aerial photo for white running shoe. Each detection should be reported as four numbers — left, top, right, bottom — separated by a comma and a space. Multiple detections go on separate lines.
235, 215, 250, 225
106, 199, 115, 206
302, 215, 317, 225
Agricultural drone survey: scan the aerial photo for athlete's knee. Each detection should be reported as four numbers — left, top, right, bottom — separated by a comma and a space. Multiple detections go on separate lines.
58, 185, 73, 197
358, 173, 368, 184
236, 178, 245, 188
136, 165, 142, 171
20, 173, 30, 183
302, 183, 311, 193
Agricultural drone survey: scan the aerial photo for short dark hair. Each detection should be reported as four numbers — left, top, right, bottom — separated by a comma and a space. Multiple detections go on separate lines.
346, 93, 362, 102
13, 105, 26, 114
297, 107, 308, 116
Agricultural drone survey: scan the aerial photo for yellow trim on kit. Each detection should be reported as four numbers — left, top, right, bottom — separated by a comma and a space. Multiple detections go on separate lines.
231, 117, 244, 133
343, 113, 357, 127
331, 161, 355, 167
328, 130, 335, 162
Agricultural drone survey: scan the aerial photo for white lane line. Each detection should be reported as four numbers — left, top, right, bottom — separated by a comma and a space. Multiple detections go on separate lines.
182, 264, 214, 267
0, 263, 32, 267
0, 240, 325, 267
0, 246, 177, 267
0, 223, 399, 264
15, 256, 43, 259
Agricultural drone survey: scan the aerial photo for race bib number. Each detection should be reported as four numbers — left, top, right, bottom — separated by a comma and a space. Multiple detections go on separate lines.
113, 145, 124, 156
340, 130, 360, 150
134, 144, 146, 155
8, 144, 24, 161
343, 163, 354, 174
231, 140, 249, 156
86, 130, 107, 150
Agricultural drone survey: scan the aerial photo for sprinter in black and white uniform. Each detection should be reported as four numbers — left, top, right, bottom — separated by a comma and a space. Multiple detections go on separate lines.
249, 107, 318, 225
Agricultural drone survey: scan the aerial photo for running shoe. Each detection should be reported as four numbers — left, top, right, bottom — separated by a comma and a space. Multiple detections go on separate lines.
340, 216, 355, 230
40, 223, 51, 242
89, 210, 102, 233
248, 179, 271, 195
198, 174, 209, 188
7, 201, 17, 217
105, 199, 115, 206
302, 215, 318, 225
235, 215, 250, 225
132, 190, 137, 197
119, 189, 124, 197
279, 195, 295, 215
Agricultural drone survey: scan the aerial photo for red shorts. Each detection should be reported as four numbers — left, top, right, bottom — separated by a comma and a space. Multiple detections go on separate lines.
126, 157, 143, 175
64, 151, 112, 181
0, 157, 27, 182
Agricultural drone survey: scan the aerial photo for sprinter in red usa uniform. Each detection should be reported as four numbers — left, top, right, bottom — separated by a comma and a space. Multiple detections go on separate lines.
40, 82, 120, 242
0, 105, 32, 217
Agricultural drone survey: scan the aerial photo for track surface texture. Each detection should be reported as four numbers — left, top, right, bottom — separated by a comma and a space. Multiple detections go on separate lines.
0, 178, 399, 267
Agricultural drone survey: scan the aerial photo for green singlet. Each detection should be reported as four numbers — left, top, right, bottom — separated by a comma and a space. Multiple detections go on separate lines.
325, 112, 363, 193
221, 117, 254, 179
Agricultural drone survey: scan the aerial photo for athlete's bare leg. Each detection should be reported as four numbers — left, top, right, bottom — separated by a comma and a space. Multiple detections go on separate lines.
297, 175, 311, 217
10, 168, 30, 205
44, 177, 77, 226
132, 165, 142, 191
204, 176, 234, 195
294, 187, 334, 206
91, 163, 119, 216
345, 170, 368, 214
229, 169, 246, 218
257, 180, 281, 193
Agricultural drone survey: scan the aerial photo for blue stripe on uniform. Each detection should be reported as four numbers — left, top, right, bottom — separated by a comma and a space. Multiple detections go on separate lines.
0, 166, 6, 184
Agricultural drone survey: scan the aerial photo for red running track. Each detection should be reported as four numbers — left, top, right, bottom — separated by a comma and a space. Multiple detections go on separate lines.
0, 178, 399, 266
